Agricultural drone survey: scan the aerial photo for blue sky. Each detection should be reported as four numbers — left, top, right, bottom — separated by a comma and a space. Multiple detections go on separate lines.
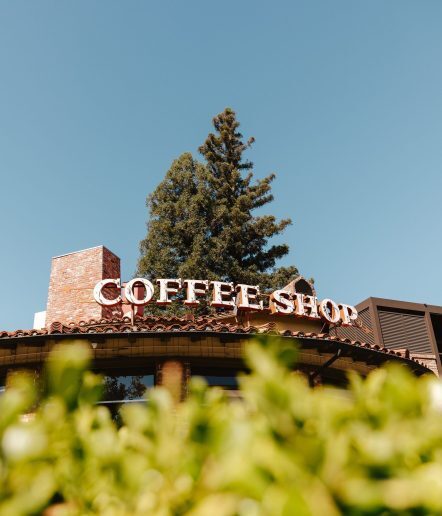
1, 1, 441, 330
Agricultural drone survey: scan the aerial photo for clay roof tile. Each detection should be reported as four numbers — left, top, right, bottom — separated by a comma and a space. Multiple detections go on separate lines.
0, 315, 428, 372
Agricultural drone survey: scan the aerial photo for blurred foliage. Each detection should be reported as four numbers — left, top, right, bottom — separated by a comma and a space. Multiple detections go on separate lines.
0, 338, 441, 515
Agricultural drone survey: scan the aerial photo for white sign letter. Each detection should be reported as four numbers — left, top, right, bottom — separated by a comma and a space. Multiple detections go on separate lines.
94, 279, 122, 306
156, 278, 182, 305
269, 289, 294, 315
183, 279, 209, 306
124, 278, 155, 305
236, 284, 263, 311
293, 294, 320, 319
318, 298, 341, 324
210, 281, 235, 309
339, 304, 358, 326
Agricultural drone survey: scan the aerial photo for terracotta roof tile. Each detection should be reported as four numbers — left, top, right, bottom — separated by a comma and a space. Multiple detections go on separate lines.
0, 315, 428, 368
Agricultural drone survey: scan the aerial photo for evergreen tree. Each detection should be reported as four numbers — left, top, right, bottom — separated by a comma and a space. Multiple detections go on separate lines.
198, 108, 297, 289
138, 108, 298, 295
138, 152, 211, 280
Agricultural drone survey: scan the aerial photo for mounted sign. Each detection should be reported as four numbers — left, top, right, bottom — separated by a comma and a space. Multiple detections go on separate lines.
94, 278, 358, 326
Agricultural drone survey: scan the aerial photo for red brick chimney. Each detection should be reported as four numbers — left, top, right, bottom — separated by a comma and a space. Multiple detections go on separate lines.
45, 246, 122, 327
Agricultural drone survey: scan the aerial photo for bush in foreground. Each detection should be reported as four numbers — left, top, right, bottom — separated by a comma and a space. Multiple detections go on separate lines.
0, 340, 441, 515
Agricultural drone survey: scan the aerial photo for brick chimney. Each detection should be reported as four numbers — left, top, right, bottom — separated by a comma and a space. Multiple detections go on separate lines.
45, 246, 122, 327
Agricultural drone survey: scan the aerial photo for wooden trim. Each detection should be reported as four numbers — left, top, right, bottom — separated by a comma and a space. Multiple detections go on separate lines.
368, 298, 384, 347
424, 312, 442, 375
359, 297, 442, 316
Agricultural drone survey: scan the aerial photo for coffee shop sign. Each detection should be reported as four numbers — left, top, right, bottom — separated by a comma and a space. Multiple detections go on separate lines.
94, 278, 358, 326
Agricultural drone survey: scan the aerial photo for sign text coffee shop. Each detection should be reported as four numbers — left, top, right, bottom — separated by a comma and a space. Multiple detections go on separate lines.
0, 246, 440, 405
93, 276, 358, 326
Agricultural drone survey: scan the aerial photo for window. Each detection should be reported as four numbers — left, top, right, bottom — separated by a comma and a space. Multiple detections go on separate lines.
199, 375, 239, 390
101, 374, 154, 404
191, 367, 241, 391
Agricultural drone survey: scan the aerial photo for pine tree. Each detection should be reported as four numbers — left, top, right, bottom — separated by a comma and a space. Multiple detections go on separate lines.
138, 152, 211, 280
138, 108, 298, 296
198, 108, 297, 289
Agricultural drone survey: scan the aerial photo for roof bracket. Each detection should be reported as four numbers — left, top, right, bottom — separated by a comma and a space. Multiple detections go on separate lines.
309, 348, 342, 387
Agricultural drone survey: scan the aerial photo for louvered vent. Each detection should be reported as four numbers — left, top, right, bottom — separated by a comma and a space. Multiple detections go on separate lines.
379, 310, 432, 354
358, 308, 374, 345
333, 308, 374, 345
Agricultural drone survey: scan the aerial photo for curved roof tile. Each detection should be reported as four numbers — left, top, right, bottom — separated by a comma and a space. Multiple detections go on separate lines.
0, 315, 427, 367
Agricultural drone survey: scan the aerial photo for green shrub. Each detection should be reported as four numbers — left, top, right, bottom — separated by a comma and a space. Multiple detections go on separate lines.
0, 338, 441, 515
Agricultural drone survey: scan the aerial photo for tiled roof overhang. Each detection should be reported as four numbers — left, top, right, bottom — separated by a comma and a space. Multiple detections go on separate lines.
0, 316, 432, 376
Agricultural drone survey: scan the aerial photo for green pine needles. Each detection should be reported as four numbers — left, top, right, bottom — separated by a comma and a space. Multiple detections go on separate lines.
138, 108, 297, 291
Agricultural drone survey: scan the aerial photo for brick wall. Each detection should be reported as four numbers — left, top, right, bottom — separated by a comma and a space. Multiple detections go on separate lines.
45, 246, 122, 327
410, 353, 439, 376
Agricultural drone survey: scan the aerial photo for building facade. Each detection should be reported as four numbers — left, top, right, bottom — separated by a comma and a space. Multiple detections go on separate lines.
0, 246, 435, 406
332, 298, 441, 375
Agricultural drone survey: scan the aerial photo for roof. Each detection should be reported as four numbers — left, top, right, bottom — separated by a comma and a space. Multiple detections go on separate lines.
0, 315, 430, 370
356, 297, 442, 316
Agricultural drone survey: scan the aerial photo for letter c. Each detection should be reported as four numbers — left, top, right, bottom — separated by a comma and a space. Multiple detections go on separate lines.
94, 279, 122, 306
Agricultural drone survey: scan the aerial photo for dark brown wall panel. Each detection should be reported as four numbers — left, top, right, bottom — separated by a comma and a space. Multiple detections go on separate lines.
334, 308, 375, 345
378, 310, 432, 354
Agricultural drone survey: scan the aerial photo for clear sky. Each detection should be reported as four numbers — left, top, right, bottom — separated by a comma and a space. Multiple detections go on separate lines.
1, 1, 441, 331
